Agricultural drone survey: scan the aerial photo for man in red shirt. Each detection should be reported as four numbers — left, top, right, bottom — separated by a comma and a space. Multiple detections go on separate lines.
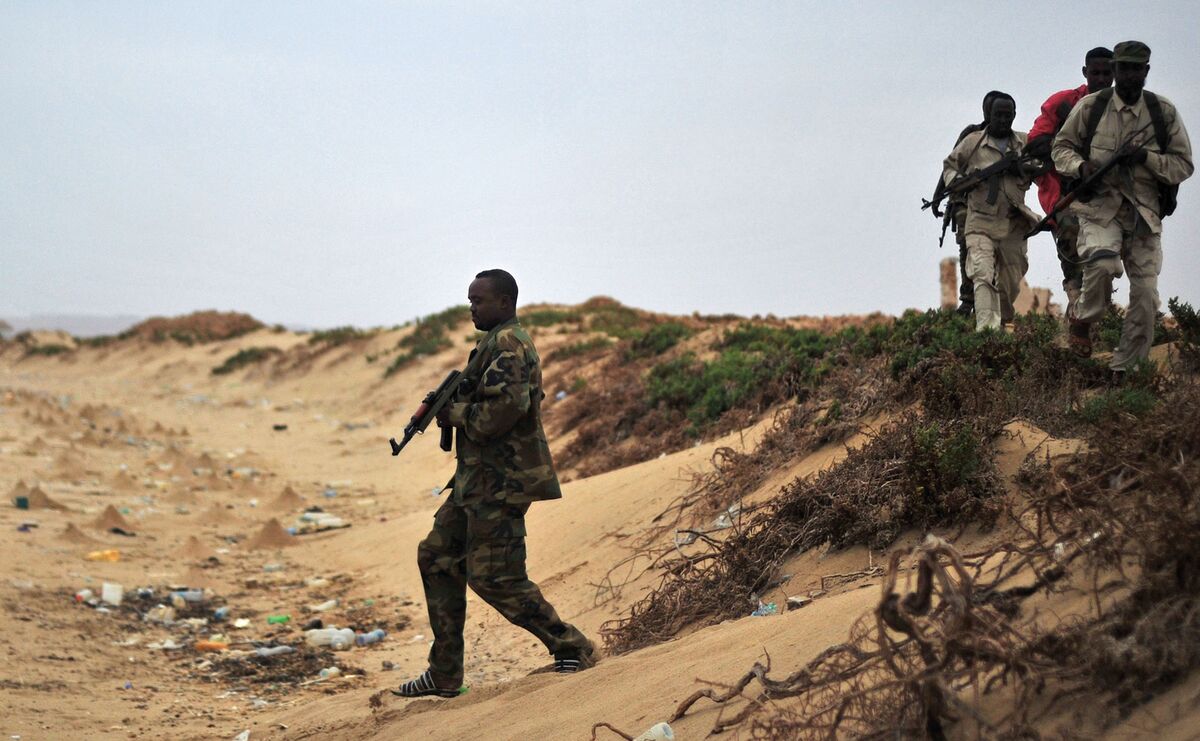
1024, 47, 1113, 313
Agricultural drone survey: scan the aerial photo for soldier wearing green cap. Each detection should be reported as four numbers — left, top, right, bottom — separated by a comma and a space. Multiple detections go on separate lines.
1052, 41, 1193, 376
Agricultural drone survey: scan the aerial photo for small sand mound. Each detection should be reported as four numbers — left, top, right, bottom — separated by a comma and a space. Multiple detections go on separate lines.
92, 504, 132, 531
179, 565, 222, 590
246, 518, 296, 550
9, 480, 29, 498
58, 522, 100, 546
26, 486, 69, 511
201, 503, 240, 525
268, 485, 305, 512
52, 451, 89, 480
110, 469, 139, 491
180, 535, 217, 560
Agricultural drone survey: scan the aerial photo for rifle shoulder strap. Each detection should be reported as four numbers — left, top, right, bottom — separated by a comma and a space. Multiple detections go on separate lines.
1142, 91, 1171, 151
1081, 88, 1114, 160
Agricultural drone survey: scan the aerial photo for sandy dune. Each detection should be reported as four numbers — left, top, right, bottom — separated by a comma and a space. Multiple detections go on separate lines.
2, 320, 1196, 740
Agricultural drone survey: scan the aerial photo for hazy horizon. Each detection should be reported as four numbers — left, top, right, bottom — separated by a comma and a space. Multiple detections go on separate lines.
4, 2, 1199, 328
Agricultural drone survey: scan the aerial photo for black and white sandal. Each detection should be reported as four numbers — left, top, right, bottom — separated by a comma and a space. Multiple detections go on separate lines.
390, 670, 463, 698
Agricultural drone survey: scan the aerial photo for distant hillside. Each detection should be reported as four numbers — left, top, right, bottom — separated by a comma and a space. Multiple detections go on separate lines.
0, 313, 143, 338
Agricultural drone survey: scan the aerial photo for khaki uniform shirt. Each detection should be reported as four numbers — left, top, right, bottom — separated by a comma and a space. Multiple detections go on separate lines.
446, 317, 562, 505
943, 130, 1041, 239
1052, 89, 1193, 234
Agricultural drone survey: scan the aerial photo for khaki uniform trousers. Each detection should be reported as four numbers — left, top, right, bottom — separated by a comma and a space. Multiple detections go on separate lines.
1074, 202, 1163, 371
965, 231, 1029, 331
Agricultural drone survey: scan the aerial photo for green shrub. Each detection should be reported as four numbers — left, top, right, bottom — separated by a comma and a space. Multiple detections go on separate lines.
547, 336, 612, 361
523, 309, 582, 327
212, 347, 280, 375
1077, 387, 1159, 424
624, 322, 693, 360
383, 305, 470, 377
646, 350, 770, 429
308, 326, 372, 346
25, 344, 72, 356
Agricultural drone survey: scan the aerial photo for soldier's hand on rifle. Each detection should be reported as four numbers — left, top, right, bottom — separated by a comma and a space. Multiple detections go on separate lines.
1079, 161, 1097, 180
931, 200, 944, 218
435, 407, 452, 428
1120, 147, 1149, 166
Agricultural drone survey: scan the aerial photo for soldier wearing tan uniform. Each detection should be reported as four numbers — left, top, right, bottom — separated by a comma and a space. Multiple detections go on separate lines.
943, 95, 1042, 331
1052, 40, 1193, 372
394, 269, 595, 699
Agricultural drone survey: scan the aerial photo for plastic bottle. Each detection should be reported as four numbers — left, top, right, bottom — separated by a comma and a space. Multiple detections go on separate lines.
74, 588, 95, 603
633, 722, 675, 741
318, 666, 341, 679
194, 640, 229, 652
254, 645, 296, 658
267, 614, 291, 625
85, 549, 121, 562
213, 606, 230, 621
309, 599, 338, 613
355, 629, 386, 647
170, 589, 205, 608
262, 563, 284, 573
305, 627, 354, 650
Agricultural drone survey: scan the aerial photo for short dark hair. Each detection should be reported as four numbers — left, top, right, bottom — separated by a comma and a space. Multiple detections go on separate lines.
475, 269, 518, 304
1085, 47, 1113, 63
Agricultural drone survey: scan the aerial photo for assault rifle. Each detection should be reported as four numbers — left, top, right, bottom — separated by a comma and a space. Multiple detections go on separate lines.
389, 370, 461, 456
1024, 120, 1156, 238
922, 151, 1041, 247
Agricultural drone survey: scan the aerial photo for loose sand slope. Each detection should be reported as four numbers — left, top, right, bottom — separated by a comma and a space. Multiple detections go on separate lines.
1, 320, 1196, 740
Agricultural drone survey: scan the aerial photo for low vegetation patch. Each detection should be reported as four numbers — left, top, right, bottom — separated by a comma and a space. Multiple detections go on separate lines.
127, 311, 262, 345
307, 326, 374, 346
384, 305, 469, 377
211, 347, 281, 375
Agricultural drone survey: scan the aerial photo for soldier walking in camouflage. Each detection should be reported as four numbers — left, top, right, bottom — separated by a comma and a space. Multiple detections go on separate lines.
1052, 41, 1193, 376
394, 269, 595, 698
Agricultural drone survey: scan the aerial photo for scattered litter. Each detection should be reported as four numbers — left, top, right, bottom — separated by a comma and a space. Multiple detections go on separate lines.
308, 599, 338, 613
555, 390, 568, 401
213, 606, 230, 621
786, 596, 811, 610
355, 629, 386, 646
318, 666, 341, 679
147, 639, 182, 650
633, 721, 675, 741
262, 563, 285, 573
101, 582, 124, 606
233, 618, 251, 629
17, 522, 36, 532
85, 549, 121, 562
233, 731, 250, 741
750, 601, 778, 617
109, 527, 136, 537
272, 424, 288, 432
254, 645, 295, 658
322, 488, 337, 499
267, 615, 290, 625
195, 640, 229, 652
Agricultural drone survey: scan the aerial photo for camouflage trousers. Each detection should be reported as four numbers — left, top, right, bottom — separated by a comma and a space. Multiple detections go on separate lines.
417, 496, 592, 686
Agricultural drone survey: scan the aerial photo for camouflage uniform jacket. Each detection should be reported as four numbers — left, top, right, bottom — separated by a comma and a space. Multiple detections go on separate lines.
445, 316, 562, 505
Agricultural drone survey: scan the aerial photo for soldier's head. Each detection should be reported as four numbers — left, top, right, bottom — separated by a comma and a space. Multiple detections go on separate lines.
986, 95, 1016, 138
469, 269, 518, 331
1082, 47, 1114, 93
981, 90, 1004, 123
1112, 40, 1150, 103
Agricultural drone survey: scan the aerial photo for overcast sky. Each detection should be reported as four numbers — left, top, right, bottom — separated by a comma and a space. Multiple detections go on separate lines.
3, 1, 1198, 328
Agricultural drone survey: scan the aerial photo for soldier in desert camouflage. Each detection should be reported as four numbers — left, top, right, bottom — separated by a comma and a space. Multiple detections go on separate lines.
394, 269, 596, 699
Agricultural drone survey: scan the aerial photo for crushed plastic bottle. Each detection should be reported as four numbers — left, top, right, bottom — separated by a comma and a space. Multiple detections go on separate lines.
318, 666, 341, 679
308, 599, 338, 613
355, 629, 386, 646
633, 722, 675, 741
254, 645, 295, 658
750, 601, 778, 617
305, 627, 354, 650
85, 549, 121, 562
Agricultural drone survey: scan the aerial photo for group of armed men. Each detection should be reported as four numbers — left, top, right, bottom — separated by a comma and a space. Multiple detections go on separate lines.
931, 40, 1193, 379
